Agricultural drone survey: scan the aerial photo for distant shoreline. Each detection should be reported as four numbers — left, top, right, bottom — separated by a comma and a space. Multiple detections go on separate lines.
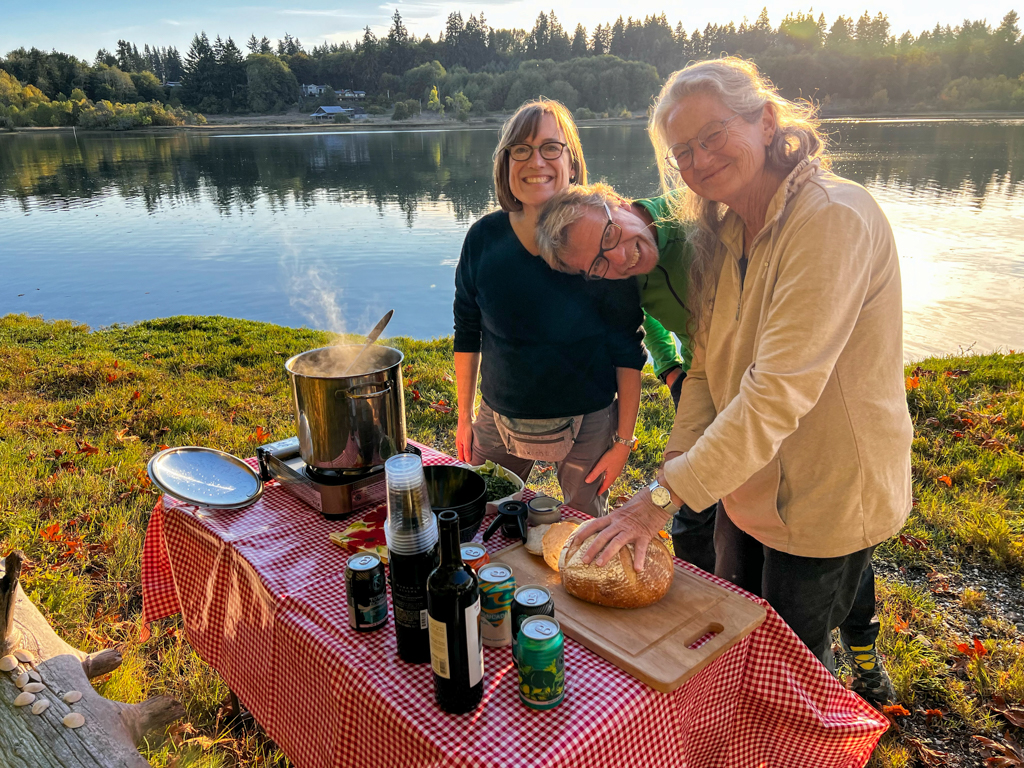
6, 109, 1024, 135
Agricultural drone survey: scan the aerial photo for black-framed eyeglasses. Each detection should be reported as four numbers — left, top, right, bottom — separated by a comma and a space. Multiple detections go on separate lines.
584, 202, 622, 281
507, 141, 568, 162
666, 114, 742, 172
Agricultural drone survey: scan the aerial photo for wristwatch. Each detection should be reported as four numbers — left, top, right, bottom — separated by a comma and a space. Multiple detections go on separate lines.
647, 479, 680, 514
612, 433, 638, 449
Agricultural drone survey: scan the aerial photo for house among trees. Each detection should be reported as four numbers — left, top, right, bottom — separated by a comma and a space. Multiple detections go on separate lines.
339, 89, 366, 100
302, 84, 331, 97
310, 105, 353, 121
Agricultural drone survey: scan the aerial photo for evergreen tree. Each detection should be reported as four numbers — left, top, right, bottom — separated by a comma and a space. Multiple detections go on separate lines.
572, 24, 589, 57
181, 32, 218, 107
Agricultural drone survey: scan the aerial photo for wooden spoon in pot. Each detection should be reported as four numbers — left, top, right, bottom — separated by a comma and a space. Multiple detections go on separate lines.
341, 309, 394, 375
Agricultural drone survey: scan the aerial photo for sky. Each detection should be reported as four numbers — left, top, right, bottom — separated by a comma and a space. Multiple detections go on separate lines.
1, 0, 1019, 60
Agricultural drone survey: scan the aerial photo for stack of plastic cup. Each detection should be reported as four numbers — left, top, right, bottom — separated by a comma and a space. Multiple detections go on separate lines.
384, 453, 438, 555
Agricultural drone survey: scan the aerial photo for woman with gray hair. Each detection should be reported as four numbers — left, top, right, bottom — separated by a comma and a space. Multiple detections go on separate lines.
572, 57, 913, 689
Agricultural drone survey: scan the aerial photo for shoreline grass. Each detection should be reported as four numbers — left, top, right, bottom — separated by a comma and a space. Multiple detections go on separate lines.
1, 313, 1021, 767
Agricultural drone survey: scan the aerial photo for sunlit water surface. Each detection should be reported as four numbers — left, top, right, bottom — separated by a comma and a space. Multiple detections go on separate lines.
1, 119, 1021, 360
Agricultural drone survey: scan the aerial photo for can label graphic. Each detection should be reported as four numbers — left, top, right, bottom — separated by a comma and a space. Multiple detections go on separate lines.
517, 616, 565, 710
477, 563, 515, 647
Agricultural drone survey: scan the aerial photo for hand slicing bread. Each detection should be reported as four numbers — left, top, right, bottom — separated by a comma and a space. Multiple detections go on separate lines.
523, 519, 673, 608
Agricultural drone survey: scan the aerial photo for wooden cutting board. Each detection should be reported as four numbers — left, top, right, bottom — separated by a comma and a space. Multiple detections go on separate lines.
492, 541, 766, 693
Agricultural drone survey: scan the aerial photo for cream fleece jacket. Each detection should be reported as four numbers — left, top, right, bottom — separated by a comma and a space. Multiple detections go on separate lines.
663, 158, 913, 558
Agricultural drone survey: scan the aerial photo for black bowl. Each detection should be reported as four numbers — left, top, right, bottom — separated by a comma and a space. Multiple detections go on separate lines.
422, 465, 488, 543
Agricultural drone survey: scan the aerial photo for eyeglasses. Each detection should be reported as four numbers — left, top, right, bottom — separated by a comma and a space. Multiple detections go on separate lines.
584, 202, 622, 281
665, 114, 742, 172
507, 141, 568, 162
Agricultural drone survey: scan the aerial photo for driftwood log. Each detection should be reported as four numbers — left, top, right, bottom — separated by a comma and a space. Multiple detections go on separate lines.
1, 551, 184, 767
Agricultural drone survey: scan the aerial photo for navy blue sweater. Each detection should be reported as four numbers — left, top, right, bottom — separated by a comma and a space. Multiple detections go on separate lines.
453, 211, 646, 419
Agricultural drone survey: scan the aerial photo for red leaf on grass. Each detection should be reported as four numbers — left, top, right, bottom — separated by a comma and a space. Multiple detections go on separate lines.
892, 615, 911, 634
158, 444, 170, 451
411, 389, 421, 401
40, 523, 62, 542
76, 440, 99, 456
428, 401, 452, 413
106, 373, 118, 384
131, 390, 141, 401
956, 637, 987, 659
923, 708, 946, 727
250, 426, 271, 442
899, 533, 928, 551
906, 376, 920, 390
882, 704, 910, 718
937, 475, 953, 487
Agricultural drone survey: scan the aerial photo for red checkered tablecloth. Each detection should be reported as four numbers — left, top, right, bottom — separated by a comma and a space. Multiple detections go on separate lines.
141, 442, 888, 768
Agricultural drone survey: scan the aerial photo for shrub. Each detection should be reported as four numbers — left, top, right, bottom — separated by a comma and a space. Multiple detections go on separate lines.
403, 99, 421, 116
392, 101, 410, 120
333, 113, 351, 124
366, 105, 386, 115
574, 107, 596, 121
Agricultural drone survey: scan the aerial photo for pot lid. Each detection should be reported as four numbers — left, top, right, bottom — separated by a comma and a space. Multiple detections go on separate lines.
147, 447, 263, 510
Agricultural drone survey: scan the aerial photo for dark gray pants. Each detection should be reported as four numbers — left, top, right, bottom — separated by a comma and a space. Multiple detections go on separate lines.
470, 400, 616, 518
713, 504, 875, 672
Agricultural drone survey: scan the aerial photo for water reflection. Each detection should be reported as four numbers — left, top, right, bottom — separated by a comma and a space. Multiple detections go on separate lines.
0, 120, 1021, 358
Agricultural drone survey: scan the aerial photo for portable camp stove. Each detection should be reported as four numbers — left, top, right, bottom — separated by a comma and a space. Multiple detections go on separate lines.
257, 437, 417, 520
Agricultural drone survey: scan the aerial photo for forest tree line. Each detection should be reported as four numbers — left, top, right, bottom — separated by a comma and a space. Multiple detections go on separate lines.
2, 7, 1023, 129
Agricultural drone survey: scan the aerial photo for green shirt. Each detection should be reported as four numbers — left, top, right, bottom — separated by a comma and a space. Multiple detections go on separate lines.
634, 194, 694, 377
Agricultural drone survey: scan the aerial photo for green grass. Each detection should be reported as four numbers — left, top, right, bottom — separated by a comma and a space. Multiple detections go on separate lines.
1, 313, 1022, 767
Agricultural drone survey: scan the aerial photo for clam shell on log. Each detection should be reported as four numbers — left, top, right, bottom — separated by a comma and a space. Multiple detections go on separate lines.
0, 655, 17, 672
28, 670, 41, 682
63, 712, 85, 729
13, 691, 36, 707
63, 690, 83, 704
23, 682, 45, 693
31, 699, 50, 715
14, 650, 33, 663
15, 671, 30, 688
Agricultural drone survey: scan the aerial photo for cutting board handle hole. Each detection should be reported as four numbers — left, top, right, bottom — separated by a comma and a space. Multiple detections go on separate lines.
687, 622, 724, 650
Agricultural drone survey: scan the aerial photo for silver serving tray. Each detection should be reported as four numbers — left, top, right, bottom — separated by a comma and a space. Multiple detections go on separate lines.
147, 446, 263, 510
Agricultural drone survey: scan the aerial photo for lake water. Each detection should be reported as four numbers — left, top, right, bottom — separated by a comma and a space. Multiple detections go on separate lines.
1, 120, 1022, 361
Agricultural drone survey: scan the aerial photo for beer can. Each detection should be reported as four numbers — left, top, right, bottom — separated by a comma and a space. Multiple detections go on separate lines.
511, 585, 555, 667
460, 543, 490, 572
477, 562, 516, 647
345, 552, 388, 632
517, 616, 565, 710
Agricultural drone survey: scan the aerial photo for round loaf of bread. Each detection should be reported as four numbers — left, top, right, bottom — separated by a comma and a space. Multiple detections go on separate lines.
558, 530, 673, 608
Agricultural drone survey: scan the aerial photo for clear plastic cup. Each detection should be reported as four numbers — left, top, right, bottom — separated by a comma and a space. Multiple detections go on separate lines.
385, 454, 438, 555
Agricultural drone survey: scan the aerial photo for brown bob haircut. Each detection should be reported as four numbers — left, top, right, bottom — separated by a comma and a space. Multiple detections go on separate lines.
492, 99, 587, 213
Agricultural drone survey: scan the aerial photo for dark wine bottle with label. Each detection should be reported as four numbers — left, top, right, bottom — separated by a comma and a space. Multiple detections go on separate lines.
389, 544, 439, 664
427, 510, 484, 713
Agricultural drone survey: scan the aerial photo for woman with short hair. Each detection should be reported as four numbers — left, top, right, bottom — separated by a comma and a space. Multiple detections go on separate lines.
574, 58, 912, 694
452, 99, 646, 517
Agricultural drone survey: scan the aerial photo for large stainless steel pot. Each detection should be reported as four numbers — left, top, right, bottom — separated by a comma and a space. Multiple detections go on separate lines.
285, 345, 408, 471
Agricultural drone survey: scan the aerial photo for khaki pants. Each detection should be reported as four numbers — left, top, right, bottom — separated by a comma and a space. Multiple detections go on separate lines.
470, 400, 617, 518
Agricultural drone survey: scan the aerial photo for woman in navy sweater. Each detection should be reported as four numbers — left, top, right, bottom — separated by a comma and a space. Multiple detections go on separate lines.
453, 100, 646, 517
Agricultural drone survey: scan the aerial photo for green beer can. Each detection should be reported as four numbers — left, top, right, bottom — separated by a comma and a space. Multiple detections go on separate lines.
516, 616, 565, 710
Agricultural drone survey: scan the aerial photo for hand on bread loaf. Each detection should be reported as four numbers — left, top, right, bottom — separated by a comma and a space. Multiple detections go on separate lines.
577, 486, 673, 572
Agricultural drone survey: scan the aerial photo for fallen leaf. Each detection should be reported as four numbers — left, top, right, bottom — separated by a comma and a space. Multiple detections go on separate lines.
115, 428, 139, 442
75, 440, 99, 456
892, 615, 911, 634
428, 401, 452, 413
906, 376, 920, 390
250, 426, 271, 442
131, 390, 141, 401
882, 703, 911, 718
990, 695, 1024, 728
158, 444, 170, 451
937, 475, 952, 487
906, 736, 947, 765
922, 708, 946, 727
106, 373, 118, 384
40, 523, 62, 542
974, 734, 1024, 766
658, 530, 670, 539
899, 533, 928, 551
411, 389, 421, 401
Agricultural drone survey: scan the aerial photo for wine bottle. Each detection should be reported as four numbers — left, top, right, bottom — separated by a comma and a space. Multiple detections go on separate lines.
427, 510, 484, 713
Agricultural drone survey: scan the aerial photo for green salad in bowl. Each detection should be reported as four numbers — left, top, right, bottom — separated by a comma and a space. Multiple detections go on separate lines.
470, 460, 526, 514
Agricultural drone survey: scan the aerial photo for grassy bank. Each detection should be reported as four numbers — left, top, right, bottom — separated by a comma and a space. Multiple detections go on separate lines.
0, 313, 1021, 767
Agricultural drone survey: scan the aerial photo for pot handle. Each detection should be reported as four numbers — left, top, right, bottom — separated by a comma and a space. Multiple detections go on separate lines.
337, 382, 392, 400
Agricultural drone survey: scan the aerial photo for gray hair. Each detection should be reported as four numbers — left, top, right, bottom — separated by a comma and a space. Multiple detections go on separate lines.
536, 182, 621, 273
649, 57, 827, 338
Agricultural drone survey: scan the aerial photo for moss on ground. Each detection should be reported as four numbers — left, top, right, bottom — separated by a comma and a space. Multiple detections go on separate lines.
0, 313, 1022, 767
